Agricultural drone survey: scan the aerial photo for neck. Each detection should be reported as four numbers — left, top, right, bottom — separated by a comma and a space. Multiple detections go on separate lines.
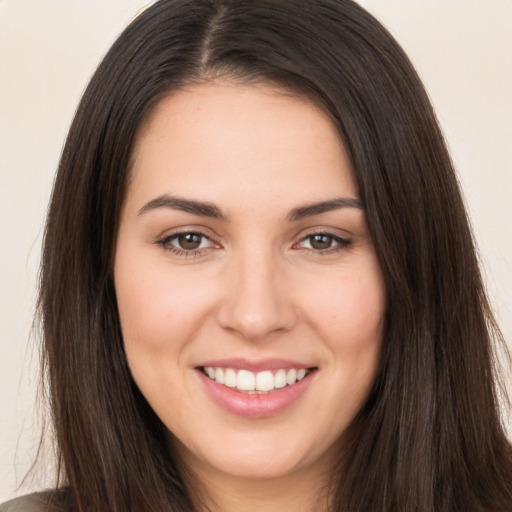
189, 465, 333, 512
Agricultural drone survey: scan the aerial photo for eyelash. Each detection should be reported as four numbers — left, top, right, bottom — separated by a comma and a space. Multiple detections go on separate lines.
156, 230, 353, 257
294, 232, 353, 255
156, 231, 216, 258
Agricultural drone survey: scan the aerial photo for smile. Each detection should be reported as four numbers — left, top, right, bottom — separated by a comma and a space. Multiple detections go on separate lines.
197, 362, 317, 418
201, 366, 312, 393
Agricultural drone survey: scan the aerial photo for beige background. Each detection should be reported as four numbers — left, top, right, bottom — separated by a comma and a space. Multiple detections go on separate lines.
1, 0, 511, 501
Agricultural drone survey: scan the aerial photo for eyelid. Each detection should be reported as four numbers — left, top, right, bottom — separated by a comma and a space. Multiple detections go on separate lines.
155, 227, 222, 256
292, 228, 353, 253
153, 225, 353, 258
155, 223, 220, 240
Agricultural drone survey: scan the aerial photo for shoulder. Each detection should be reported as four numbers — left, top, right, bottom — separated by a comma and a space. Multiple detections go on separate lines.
0, 494, 47, 512
0, 490, 71, 512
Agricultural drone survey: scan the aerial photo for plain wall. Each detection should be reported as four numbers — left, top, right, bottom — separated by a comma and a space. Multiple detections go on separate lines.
1, 0, 511, 501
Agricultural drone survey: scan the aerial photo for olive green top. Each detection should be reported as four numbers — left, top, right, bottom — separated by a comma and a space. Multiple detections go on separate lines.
0, 495, 47, 512
0, 492, 69, 512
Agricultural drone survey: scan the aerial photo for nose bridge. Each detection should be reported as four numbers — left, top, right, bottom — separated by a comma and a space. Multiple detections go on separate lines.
217, 243, 295, 340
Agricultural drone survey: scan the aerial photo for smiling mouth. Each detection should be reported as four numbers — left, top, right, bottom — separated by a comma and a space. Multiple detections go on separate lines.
200, 366, 316, 394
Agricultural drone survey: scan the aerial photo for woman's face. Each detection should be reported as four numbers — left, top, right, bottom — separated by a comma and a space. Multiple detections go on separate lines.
114, 82, 386, 482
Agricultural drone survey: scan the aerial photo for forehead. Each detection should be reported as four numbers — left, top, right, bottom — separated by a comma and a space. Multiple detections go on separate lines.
127, 81, 357, 211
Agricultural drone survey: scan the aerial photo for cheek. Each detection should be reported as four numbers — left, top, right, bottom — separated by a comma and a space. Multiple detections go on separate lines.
115, 269, 175, 397
115, 258, 215, 352
301, 261, 386, 415
306, 267, 386, 349
113, 259, 211, 415
116, 276, 173, 352
312, 270, 385, 417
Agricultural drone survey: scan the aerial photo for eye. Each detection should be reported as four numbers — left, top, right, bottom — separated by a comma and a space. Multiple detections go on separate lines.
157, 231, 215, 254
296, 232, 352, 253
304, 234, 336, 250
173, 232, 209, 250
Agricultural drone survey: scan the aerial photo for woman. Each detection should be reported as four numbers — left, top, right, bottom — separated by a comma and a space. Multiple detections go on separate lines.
2, 0, 511, 510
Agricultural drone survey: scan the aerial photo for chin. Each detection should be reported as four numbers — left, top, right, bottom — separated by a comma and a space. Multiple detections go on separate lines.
172, 428, 337, 483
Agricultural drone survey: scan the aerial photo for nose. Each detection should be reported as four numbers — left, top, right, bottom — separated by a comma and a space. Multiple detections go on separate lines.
216, 248, 298, 342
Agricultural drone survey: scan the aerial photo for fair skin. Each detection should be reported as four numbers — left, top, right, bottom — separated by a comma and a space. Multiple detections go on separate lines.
114, 81, 386, 512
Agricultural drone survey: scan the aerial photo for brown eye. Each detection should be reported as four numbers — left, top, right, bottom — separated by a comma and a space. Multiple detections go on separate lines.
158, 231, 214, 253
177, 233, 204, 250
296, 232, 352, 253
309, 234, 334, 250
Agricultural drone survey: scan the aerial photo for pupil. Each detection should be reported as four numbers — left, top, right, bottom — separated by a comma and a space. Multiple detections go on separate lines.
178, 233, 201, 250
311, 234, 332, 250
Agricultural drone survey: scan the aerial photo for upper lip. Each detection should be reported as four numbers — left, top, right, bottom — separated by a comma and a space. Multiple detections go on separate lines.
196, 357, 314, 373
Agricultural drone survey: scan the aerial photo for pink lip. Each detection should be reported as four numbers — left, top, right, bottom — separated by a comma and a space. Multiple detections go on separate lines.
196, 366, 316, 419
196, 357, 311, 373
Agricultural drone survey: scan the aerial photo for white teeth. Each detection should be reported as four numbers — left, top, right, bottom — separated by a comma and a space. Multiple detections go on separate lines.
274, 369, 287, 389
203, 366, 311, 393
286, 368, 297, 385
237, 369, 255, 391
215, 367, 224, 384
255, 370, 274, 392
224, 368, 237, 388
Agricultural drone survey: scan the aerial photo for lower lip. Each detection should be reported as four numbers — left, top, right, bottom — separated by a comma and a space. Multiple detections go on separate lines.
197, 369, 315, 418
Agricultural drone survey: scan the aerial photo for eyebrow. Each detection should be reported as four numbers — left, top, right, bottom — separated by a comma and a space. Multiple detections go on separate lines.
286, 197, 364, 221
138, 195, 227, 220
137, 194, 364, 221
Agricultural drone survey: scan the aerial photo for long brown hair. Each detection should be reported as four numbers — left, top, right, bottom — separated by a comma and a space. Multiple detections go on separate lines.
39, 1, 512, 510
